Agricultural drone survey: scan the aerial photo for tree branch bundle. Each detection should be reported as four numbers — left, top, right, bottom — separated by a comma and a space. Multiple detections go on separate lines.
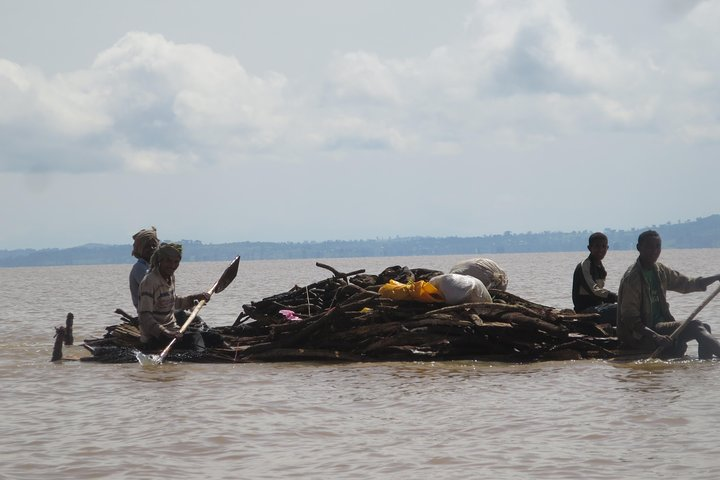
82, 263, 618, 363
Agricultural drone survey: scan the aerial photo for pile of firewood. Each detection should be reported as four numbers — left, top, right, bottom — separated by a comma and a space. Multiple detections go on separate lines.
82, 262, 618, 363
211, 263, 618, 362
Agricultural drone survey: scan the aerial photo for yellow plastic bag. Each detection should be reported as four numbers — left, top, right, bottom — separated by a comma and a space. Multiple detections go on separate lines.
378, 279, 445, 303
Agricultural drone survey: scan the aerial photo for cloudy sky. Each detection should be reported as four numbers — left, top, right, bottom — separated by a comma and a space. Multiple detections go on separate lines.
1, 0, 718, 250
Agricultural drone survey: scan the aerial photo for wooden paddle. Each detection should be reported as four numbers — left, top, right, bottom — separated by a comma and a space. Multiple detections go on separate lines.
650, 283, 720, 359
149, 255, 240, 365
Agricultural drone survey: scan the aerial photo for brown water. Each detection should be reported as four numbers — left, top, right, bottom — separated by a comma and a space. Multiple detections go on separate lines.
2, 250, 720, 479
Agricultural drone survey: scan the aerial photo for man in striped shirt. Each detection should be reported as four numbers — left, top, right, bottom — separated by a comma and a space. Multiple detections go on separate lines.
138, 242, 210, 348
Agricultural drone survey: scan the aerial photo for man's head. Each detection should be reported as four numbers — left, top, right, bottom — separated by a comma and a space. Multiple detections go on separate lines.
150, 242, 183, 279
587, 232, 609, 262
132, 227, 159, 261
637, 230, 662, 267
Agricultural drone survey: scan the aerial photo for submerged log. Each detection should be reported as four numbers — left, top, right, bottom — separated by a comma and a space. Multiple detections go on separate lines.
51, 326, 65, 362
64, 313, 74, 345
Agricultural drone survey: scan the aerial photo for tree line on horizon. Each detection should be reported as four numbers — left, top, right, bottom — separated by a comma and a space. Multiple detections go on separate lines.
1, 214, 718, 267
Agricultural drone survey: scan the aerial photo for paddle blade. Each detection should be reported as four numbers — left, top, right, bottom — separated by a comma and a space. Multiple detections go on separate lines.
214, 255, 240, 294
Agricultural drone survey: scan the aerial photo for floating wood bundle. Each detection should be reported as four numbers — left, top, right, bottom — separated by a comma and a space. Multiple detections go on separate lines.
81, 262, 618, 363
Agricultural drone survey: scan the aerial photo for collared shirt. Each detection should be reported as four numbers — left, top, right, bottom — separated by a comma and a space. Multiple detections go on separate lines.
617, 259, 706, 348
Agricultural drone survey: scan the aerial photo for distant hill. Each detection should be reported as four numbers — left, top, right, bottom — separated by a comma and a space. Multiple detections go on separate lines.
1, 214, 719, 267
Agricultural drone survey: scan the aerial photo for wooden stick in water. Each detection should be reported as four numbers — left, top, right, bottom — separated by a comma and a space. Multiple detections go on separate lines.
51, 326, 65, 362
64, 313, 74, 345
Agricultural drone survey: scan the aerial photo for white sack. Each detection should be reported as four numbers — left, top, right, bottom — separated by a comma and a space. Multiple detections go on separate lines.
429, 273, 492, 305
449, 258, 508, 291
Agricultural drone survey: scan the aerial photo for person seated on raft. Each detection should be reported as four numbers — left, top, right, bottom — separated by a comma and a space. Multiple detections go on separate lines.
572, 232, 618, 325
137, 242, 213, 351
617, 230, 720, 358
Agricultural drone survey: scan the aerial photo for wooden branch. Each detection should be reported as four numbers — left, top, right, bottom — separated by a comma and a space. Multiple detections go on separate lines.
315, 262, 366, 280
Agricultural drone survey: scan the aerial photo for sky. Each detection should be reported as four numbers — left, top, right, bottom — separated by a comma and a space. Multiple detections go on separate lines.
1, 0, 718, 250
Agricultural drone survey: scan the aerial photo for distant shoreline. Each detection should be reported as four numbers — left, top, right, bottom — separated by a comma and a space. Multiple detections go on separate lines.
1, 215, 718, 267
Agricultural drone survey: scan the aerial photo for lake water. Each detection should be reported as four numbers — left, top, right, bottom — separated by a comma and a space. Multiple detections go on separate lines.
2, 249, 720, 479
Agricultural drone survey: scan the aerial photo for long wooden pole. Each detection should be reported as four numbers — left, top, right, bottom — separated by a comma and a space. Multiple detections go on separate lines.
157, 284, 216, 363
155, 256, 240, 364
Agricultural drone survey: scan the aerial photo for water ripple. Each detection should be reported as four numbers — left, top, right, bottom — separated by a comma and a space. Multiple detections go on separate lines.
4, 253, 720, 479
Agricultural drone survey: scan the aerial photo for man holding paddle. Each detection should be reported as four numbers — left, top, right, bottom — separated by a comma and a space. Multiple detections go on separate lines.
137, 242, 211, 350
617, 230, 720, 358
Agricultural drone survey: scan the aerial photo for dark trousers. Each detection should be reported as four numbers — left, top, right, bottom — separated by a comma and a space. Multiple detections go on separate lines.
140, 331, 205, 352
174, 310, 225, 348
654, 320, 719, 359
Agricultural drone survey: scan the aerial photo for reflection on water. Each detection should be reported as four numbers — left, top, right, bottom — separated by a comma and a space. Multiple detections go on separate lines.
2, 251, 720, 479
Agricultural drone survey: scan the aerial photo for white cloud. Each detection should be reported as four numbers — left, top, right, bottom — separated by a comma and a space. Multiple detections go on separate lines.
468, 0, 642, 92
0, 32, 289, 173
0, 59, 112, 137
1, 1, 719, 176
320, 0, 659, 149
319, 114, 417, 152
324, 0, 720, 150
93, 33, 289, 144
326, 51, 405, 104
659, 0, 720, 142
110, 140, 201, 174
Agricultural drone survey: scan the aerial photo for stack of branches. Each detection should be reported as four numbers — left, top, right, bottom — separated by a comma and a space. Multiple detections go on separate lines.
206, 263, 618, 363
81, 262, 618, 363
82, 309, 211, 363
81, 309, 144, 362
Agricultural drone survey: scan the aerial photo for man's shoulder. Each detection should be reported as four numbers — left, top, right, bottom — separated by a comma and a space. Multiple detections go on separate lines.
619, 261, 641, 282
130, 259, 148, 274
575, 257, 590, 270
655, 262, 691, 282
572, 261, 584, 283
655, 262, 672, 272
140, 269, 163, 287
